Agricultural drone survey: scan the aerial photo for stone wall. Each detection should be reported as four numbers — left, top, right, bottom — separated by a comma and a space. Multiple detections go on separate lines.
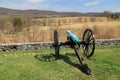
96, 39, 120, 46
0, 42, 53, 52
0, 39, 120, 52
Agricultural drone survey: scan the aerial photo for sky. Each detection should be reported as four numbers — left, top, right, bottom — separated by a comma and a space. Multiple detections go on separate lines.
0, 0, 120, 12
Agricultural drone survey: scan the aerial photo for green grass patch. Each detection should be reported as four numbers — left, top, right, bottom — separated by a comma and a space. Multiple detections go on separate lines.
0, 46, 120, 80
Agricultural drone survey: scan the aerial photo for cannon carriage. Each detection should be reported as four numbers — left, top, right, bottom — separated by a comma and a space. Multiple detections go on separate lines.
53, 29, 95, 74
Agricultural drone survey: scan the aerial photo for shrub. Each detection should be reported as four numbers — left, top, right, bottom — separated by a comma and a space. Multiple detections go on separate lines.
13, 18, 23, 32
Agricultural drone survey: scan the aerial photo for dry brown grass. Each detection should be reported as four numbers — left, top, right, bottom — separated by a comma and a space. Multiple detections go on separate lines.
92, 25, 120, 39
0, 19, 120, 43
31, 17, 108, 26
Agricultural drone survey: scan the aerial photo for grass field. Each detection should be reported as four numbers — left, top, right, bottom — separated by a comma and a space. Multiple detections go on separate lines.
0, 46, 120, 80
1, 20, 120, 43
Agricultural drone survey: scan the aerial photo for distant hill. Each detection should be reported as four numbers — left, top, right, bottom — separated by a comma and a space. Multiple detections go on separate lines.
0, 7, 21, 14
0, 7, 88, 17
0, 7, 120, 18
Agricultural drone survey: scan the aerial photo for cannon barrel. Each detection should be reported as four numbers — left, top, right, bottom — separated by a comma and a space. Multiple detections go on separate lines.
66, 30, 80, 43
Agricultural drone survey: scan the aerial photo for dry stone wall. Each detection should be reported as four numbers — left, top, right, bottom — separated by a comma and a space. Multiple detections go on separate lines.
0, 39, 120, 52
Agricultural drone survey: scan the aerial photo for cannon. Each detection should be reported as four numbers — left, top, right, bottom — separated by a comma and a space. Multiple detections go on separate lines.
53, 29, 95, 74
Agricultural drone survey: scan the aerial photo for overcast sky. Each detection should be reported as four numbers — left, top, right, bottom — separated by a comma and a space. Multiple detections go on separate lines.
0, 0, 119, 12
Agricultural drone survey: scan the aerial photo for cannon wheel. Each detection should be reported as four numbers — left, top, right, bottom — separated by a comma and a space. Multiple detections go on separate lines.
82, 29, 95, 58
73, 44, 91, 75
54, 30, 59, 60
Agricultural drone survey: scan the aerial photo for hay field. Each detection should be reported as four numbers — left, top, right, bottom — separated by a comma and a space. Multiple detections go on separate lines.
0, 17, 120, 43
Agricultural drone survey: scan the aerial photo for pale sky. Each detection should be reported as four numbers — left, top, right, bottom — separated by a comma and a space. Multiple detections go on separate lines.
0, 0, 119, 12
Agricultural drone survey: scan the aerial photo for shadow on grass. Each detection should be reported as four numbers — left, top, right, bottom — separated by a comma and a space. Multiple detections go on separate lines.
34, 53, 91, 75
60, 53, 91, 75
34, 53, 56, 62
